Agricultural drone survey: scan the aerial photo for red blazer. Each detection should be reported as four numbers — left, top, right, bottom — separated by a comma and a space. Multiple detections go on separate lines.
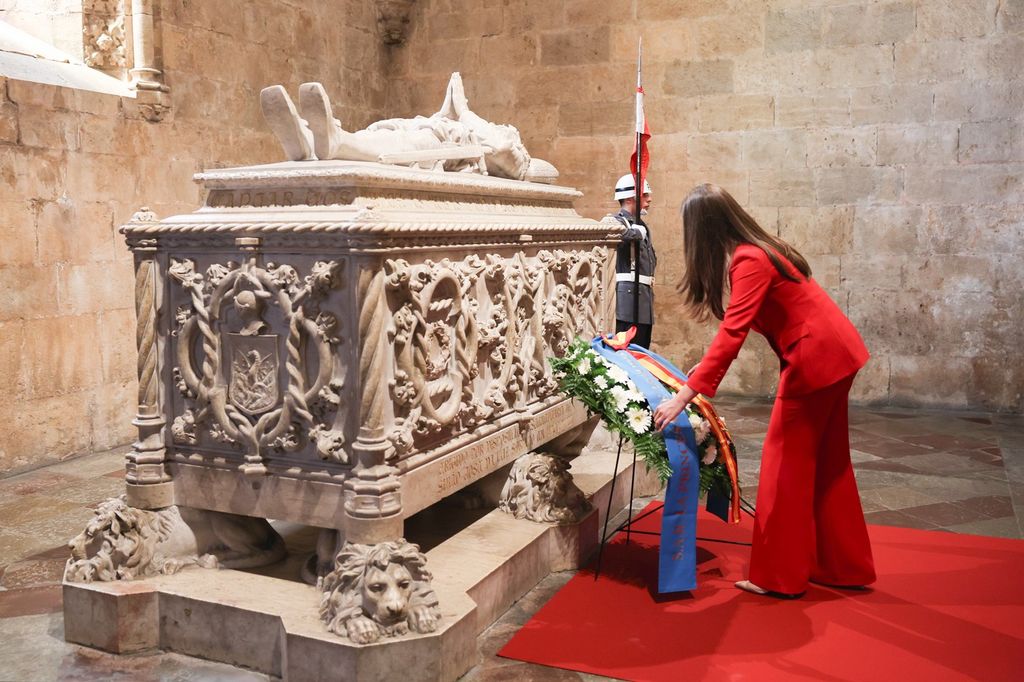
685, 244, 869, 398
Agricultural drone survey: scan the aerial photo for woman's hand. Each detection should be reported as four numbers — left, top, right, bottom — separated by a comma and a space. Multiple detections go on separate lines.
653, 385, 698, 432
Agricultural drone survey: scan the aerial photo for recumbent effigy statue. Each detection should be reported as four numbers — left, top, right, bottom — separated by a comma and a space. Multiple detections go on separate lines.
259, 72, 559, 183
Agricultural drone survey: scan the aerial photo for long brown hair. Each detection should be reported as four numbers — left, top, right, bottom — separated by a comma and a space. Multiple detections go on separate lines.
677, 183, 811, 321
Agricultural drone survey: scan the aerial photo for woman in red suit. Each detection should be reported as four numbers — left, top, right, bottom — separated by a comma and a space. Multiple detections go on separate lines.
653, 184, 876, 598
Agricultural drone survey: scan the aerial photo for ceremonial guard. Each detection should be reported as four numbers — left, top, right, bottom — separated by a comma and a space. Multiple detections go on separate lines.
610, 174, 657, 349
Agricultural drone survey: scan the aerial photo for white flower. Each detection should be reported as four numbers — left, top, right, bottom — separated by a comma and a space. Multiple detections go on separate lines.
609, 385, 631, 413
595, 356, 610, 366
576, 357, 592, 376
594, 375, 609, 389
702, 443, 718, 466
687, 410, 711, 442
627, 407, 652, 434
607, 365, 629, 385
618, 385, 643, 401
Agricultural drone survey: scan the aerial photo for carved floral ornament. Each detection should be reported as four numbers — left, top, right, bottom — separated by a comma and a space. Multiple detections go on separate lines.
383, 247, 607, 456
168, 255, 347, 473
84, 14, 126, 68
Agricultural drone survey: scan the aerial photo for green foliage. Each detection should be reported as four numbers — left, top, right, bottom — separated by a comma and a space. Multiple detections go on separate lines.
550, 338, 734, 496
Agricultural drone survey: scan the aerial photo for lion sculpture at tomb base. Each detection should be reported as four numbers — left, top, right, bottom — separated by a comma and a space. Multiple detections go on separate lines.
319, 540, 441, 644
64, 497, 286, 583
498, 452, 592, 525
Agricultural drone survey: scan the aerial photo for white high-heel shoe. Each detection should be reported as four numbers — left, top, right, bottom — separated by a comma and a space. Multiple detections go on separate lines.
735, 580, 803, 599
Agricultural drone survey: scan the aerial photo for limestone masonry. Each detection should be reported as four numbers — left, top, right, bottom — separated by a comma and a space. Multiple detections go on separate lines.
2, 0, 1023, 478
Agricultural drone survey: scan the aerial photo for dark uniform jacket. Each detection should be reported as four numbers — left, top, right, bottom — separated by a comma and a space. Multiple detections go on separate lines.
611, 208, 657, 325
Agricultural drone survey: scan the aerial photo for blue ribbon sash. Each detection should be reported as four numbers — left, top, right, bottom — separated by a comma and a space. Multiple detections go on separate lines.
590, 339, 699, 593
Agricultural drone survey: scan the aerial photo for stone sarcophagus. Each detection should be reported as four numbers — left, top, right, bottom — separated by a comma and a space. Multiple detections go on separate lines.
120, 160, 619, 544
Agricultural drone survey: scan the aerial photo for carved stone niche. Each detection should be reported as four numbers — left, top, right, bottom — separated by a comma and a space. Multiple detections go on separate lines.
105, 159, 620, 645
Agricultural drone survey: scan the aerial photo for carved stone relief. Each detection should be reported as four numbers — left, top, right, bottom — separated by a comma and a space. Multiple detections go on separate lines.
319, 539, 440, 644
382, 247, 606, 457
84, 15, 126, 68
168, 253, 348, 474
498, 453, 591, 525
65, 496, 286, 582
375, 0, 417, 45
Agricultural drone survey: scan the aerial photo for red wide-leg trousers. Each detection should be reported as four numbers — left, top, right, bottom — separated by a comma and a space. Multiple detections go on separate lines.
748, 374, 876, 594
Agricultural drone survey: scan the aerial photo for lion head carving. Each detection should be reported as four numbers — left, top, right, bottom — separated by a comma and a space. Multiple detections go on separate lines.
319, 540, 440, 644
64, 496, 224, 583
499, 452, 590, 524
65, 496, 171, 582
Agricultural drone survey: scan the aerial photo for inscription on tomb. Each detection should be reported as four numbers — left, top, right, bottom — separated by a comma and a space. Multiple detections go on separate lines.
525, 400, 581, 450
432, 399, 584, 498
207, 189, 355, 209
435, 426, 522, 498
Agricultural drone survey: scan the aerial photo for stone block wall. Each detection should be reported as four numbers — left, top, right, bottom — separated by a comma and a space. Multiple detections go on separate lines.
2, 0, 1022, 477
0, 0, 389, 475
389, 0, 1024, 412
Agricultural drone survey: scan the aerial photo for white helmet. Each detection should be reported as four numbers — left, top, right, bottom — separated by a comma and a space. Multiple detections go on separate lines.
614, 173, 652, 201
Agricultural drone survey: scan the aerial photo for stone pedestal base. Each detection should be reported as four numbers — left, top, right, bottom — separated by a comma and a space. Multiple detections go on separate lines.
125, 480, 175, 509
63, 446, 660, 681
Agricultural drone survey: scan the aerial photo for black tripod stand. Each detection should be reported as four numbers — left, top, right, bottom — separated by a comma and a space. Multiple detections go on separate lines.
593, 434, 757, 582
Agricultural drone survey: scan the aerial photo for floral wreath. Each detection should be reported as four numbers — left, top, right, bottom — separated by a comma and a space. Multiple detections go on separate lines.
549, 337, 736, 497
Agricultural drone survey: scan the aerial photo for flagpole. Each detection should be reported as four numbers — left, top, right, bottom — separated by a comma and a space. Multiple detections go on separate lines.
631, 38, 643, 332
622, 39, 645, 544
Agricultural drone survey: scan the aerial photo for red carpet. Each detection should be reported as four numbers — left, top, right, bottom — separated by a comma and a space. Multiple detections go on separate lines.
499, 504, 1024, 681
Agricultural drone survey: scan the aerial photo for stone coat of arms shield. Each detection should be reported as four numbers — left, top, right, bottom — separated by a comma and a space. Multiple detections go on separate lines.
225, 333, 281, 416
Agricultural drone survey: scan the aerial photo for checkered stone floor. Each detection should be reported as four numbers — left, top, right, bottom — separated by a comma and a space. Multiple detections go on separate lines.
1, 397, 1021, 681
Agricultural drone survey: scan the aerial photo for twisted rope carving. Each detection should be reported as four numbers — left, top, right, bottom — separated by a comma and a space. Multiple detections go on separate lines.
187, 285, 218, 397
225, 403, 255, 445
170, 262, 246, 449
168, 261, 220, 401
123, 221, 620, 236
135, 260, 158, 414
428, 297, 454, 313
358, 269, 387, 432
413, 271, 466, 426
455, 313, 474, 413
285, 308, 314, 425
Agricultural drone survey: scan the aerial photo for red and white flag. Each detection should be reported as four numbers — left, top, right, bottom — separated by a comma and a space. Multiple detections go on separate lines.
630, 39, 650, 190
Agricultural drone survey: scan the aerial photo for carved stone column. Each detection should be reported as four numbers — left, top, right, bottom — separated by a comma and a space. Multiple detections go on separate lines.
344, 265, 403, 543
127, 0, 170, 121
124, 209, 173, 509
